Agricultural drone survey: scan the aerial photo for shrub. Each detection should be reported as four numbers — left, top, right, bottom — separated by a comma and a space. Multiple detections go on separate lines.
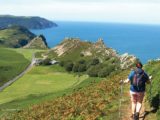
87, 66, 99, 77
78, 59, 86, 64
98, 65, 115, 77
41, 58, 51, 65
78, 64, 86, 72
65, 62, 74, 72
59, 61, 65, 67
72, 63, 79, 72
90, 58, 99, 65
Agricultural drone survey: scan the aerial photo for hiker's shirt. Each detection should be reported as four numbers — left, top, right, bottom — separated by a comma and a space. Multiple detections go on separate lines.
128, 68, 149, 92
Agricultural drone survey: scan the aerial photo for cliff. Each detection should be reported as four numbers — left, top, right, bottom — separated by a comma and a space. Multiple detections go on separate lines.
0, 15, 57, 29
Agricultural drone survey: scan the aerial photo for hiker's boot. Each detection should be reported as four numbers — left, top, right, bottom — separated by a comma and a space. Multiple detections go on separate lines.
134, 112, 139, 120
133, 113, 136, 120
133, 113, 139, 120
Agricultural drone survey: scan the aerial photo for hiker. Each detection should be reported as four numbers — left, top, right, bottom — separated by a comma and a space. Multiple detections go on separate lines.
122, 62, 152, 120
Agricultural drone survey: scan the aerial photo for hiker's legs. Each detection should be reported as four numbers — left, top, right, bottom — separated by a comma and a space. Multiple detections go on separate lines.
136, 92, 145, 113
132, 101, 136, 114
130, 91, 137, 114
136, 102, 142, 113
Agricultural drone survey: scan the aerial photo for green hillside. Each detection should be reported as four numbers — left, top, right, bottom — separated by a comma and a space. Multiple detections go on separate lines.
1, 70, 127, 119
2, 60, 159, 120
46, 38, 137, 78
0, 15, 57, 29
144, 60, 160, 119
0, 26, 35, 48
0, 48, 30, 87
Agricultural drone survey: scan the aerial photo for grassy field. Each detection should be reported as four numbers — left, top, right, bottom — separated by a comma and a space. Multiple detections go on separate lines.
0, 65, 102, 114
9, 48, 45, 60
2, 70, 127, 119
0, 48, 30, 87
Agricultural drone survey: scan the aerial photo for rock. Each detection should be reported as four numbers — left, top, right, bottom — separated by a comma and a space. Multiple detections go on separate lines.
119, 53, 137, 69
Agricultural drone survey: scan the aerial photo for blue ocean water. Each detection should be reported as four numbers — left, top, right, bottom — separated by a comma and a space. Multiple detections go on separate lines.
31, 21, 160, 63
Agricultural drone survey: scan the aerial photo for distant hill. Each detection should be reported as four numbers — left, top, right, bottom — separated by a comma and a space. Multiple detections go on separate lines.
23, 35, 49, 49
0, 25, 36, 48
0, 15, 57, 29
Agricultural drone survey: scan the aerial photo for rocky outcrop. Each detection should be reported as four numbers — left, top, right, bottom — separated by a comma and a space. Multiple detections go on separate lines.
119, 53, 137, 69
49, 38, 137, 69
24, 35, 48, 49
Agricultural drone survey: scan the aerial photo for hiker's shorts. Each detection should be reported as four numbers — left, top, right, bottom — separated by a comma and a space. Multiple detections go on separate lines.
130, 91, 145, 103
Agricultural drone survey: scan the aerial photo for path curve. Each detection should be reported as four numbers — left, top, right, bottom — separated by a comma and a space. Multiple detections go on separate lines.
0, 53, 36, 92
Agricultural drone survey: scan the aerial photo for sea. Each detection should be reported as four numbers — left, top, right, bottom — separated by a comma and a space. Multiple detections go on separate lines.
31, 21, 160, 63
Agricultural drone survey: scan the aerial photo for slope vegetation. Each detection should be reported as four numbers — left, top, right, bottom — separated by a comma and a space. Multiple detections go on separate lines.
0, 48, 30, 87
0, 26, 35, 48
144, 60, 160, 120
2, 70, 128, 119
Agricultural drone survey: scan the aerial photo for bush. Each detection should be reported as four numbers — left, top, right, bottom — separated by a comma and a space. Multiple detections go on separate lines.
78, 59, 86, 64
87, 66, 99, 77
41, 58, 51, 65
59, 61, 65, 67
98, 65, 115, 77
65, 62, 74, 72
90, 58, 99, 65
72, 63, 79, 72
78, 64, 86, 72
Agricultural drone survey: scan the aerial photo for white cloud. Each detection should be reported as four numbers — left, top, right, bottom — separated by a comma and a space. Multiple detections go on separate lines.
0, 1, 160, 24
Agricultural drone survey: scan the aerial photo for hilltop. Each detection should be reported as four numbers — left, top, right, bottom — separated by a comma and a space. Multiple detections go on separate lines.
0, 26, 48, 49
0, 15, 57, 29
23, 35, 49, 49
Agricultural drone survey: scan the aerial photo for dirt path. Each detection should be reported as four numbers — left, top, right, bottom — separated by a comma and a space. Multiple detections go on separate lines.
120, 84, 155, 120
0, 53, 35, 92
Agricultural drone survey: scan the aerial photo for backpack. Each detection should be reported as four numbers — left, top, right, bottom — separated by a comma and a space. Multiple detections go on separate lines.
132, 68, 145, 89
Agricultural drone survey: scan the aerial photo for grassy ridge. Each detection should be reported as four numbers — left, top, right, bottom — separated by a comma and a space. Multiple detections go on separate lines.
0, 65, 102, 116
0, 48, 30, 87
0, 26, 35, 48
144, 61, 160, 119
3, 70, 128, 119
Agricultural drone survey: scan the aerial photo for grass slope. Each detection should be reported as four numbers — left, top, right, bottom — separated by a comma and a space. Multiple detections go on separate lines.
0, 48, 30, 87
144, 61, 160, 120
0, 65, 101, 117
2, 70, 128, 119
0, 26, 35, 48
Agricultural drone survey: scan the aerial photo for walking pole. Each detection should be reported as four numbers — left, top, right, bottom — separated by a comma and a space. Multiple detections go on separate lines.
149, 76, 152, 104
119, 80, 123, 120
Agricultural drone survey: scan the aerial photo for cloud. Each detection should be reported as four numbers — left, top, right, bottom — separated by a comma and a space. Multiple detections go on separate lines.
0, 0, 160, 24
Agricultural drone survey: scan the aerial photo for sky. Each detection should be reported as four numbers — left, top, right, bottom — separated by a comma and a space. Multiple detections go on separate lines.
1, 0, 160, 24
